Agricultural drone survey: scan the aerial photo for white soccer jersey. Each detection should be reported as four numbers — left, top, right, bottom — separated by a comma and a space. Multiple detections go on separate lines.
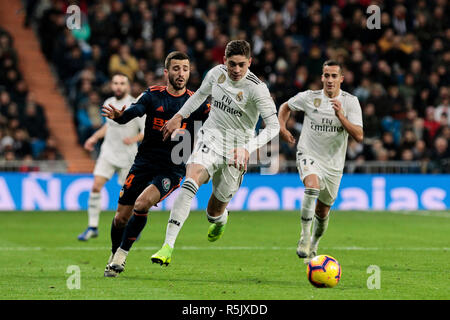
178, 64, 279, 157
99, 95, 145, 168
287, 89, 363, 175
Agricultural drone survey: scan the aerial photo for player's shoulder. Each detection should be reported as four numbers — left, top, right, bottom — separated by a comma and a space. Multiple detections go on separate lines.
340, 90, 361, 106
340, 89, 357, 99
148, 85, 167, 93
104, 96, 115, 104
208, 64, 227, 77
295, 89, 319, 100
244, 70, 263, 87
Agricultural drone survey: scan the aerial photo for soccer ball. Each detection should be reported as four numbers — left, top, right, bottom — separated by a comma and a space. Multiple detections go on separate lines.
306, 255, 342, 288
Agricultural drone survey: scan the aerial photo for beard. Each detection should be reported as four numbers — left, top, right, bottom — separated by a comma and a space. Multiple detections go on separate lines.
169, 75, 187, 91
114, 91, 126, 100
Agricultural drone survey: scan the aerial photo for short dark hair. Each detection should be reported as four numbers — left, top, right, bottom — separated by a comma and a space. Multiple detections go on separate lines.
165, 51, 190, 69
322, 60, 343, 74
111, 72, 129, 82
225, 40, 251, 59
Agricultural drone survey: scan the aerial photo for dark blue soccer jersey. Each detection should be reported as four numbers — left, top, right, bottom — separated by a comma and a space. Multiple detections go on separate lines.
114, 85, 210, 175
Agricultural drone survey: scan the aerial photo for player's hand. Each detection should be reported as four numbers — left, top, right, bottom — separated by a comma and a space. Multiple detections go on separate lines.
101, 104, 126, 120
279, 127, 295, 144
230, 147, 250, 171
84, 136, 97, 151
330, 99, 344, 118
122, 137, 134, 145
161, 114, 183, 141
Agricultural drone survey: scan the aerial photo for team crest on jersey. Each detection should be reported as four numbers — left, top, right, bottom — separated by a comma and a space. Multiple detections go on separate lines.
119, 188, 124, 198
236, 91, 243, 101
162, 178, 171, 192
218, 73, 226, 84
313, 98, 321, 108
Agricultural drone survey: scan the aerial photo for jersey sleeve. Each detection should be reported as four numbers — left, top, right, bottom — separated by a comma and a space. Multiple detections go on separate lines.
115, 89, 152, 124
198, 65, 221, 95
244, 83, 280, 154
346, 96, 363, 127
287, 90, 309, 112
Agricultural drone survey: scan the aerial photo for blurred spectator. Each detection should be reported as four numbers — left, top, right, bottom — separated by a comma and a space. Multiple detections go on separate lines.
76, 91, 104, 144
28, 0, 448, 173
0, 26, 57, 169
427, 136, 450, 173
108, 44, 139, 80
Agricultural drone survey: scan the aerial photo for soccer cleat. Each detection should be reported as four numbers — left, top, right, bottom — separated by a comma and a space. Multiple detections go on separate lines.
109, 248, 128, 274
207, 223, 226, 242
104, 253, 118, 277
303, 241, 318, 265
77, 227, 98, 241
296, 235, 311, 259
151, 244, 173, 266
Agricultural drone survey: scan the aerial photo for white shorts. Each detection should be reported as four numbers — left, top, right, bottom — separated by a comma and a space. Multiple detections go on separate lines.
296, 152, 342, 206
93, 157, 131, 186
187, 137, 244, 203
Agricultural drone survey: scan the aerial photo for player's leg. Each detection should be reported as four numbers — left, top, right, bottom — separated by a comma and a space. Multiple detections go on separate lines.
119, 184, 163, 253
297, 173, 321, 258
78, 173, 109, 241
104, 203, 134, 277
206, 194, 229, 242
306, 175, 340, 263
152, 139, 216, 265
308, 200, 331, 259
206, 164, 243, 242
105, 168, 145, 276
156, 164, 209, 251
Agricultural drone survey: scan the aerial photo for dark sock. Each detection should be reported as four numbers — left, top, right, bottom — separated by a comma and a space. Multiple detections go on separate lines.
120, 209, 148, 252
111, 218, 125, 254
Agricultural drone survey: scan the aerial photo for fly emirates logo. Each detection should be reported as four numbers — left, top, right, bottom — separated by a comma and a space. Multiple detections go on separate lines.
213, 95, 243, 117
310, 117, 344, 133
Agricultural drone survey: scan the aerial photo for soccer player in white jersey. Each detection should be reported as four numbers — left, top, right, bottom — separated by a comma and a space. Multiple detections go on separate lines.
77, 73, 145, 241
278, 60, 363, 263
150, 40, 280, 265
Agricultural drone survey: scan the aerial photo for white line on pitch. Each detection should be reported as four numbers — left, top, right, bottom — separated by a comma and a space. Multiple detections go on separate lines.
0, 246, 448, 251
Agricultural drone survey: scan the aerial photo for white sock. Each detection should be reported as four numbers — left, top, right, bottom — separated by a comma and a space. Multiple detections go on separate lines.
311, 214, 329, 248
164, 178, 198, 248
206, 208, 228, 226
88, 192, 101, 228
301, 188, 320, 239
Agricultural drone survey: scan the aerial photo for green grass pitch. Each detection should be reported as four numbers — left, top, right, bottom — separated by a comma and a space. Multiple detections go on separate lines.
0, 210, 449, 300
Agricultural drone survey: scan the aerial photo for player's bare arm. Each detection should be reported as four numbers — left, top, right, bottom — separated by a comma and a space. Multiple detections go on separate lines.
123, 133, 144, 145
84, 124, 107, 151
277, 102, 296, 144
331, 98, 364, 143
101, 104, 126, 120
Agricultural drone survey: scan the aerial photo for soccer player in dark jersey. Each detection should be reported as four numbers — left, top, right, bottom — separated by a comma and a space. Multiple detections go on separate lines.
101, 51, 210, 277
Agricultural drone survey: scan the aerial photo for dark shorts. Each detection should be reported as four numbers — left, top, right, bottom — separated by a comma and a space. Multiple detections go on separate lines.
118, 164, 183, 206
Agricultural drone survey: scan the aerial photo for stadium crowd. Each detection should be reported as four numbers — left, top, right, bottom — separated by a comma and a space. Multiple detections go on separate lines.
25, 0, 450, 173
0, 26, 61, 171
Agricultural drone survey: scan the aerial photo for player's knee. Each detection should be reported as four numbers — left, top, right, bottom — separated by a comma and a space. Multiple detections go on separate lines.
113, 214, 129, 228
92, 184, 103, 193
315, 206, 329, 219
303, 175, 320, 189
134, 197, 153, 213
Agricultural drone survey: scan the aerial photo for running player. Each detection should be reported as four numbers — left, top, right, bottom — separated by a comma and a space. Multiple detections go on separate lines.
77, 73, 144, 241
101, 51, 210, 277
278, 60, 364, 264
151, 40, 280, 266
